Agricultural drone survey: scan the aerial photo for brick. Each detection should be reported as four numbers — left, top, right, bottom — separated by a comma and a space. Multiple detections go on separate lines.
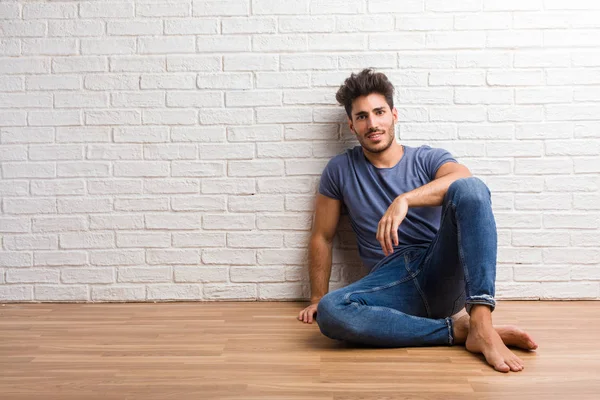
544, 248, 600, 264
546, 140, 600, 156
85, 74, 139, 90
226, 90, 281, 107
252, 0, 309, 15
0, 252, 32, 268
203, 214, 255, 230
3, 235, 58, 251
145, 213, 202, 230
0, 145, 27, 162
457, 51, 511, 68
309, 34, 367, 51
117, 232, 171, 248
172, 195, 226, 211
258, 177, 316, 194
108, 20, 163, 36
514, 51, 570, 68
142, 109, 196, 125
57, 198, 112, 213
25, 74, 81, 90
0, 76, 23, 91
486, 142, 543, 158
204, 284, 256, 300
285, 195, 314, 212
33, 217, 87, 233
257, 143, 312, 158
497, 247, 542, 264
145, 179, 199, 194
572, 265, 600, 280
114, 161, 169, 177
137, 1, 191, 17
544, 30, 600, 47
53, 56, 107, 73
488, 106, 544, 122
257, 214, 312, 230
0, 218, 29, 234
202, 178, 255, 195
512, 231, 567, 247
90, 250, 144, 266
228, 125, 282, 142
222, 17, 276, 34
200, 108, 253, 125
49, 20, 103, 36
0, 93, 52, 108
147, 284, 202, 300
172, 127, 225, 143
3, 198, 56, 215
140, 74, 196, 89
199, 144, 254, 160
427, 32, 486, 49
257, 249, 307, 265
197, 73, 252, 89
488, 31, 542, 48
546, 176, 599, 192
80, 2, 134, 18
57, 162, 110, 178
455, 88, 512, 105
0, 111, 25, 127
110, 56, 165, 72
60, 233, 113, 249
198, 36, 250, 52
280, 54, 337, 71
202, 249, 256, 265
461, 158, 511, 175
90, 215, 144, 230
515, 193, 571, 210
494, 212, 541, 229
546, 105, 600, 121
30, 145, 84, 161
0, 3, 19, 19
172, 161, 224, 177
0, 181, 28, 198
231, 267, 285, 283
147, 249, 200, 265
540, 282, 599, 300
278, 17, 334, 33
3, 162, 55, 179
114, 126, 169, 143
544, 213, 600, 229
455, 13, 511, 29
227, 233, 283, 248
256, 107, 312, 123
516, 88, 572, 104
92, 286, 145, 301
172, 232, 225, 248
118, 266, 171, 283
28, 110, 80, 126
114, 197, 169, 212
144, 144, 196, 160
81, 38, 135, 55
429, 71, 485, 86
112, 92, 165, 108
56, 92, 109, 108
35, 251, 87, 267
0, 57, 49, 74
62, 268, 114, 284
174, 266, 228, 283
516, 123, 572, 140
31, 180, 85, 196
228, 195, 284, 213
484, 0, 542, 11
139, 37, 195, 54
487, 70, 544, 86
7, 268, 60, 284
0, 286, 33, 301
228, 160, 284, 177
167, 91, 222, 107
575, 122, 600, 138
2, 127, 54, 144
87, 144, 143, 160
513, 265, 568, 282
257, 72, 310, 88
430, 106, 486, 122
253, 35, 307, 52
0, 21, 46, 37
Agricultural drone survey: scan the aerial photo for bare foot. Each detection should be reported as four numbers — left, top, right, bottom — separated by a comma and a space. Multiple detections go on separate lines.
465, 307, 526, 373
452, 313, 538, 351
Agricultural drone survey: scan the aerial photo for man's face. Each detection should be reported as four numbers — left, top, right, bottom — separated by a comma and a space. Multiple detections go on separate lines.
349, 93, 398, 155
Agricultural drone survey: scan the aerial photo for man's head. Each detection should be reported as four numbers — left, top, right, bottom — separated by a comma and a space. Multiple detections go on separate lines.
336, 69, 398, 154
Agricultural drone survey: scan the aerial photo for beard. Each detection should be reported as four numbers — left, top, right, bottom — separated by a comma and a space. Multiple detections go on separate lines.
355, 122, 396, 154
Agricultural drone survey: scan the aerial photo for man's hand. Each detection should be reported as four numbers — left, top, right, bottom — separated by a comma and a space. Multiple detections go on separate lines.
298, 302, 318, 324
377, 195, 409, 256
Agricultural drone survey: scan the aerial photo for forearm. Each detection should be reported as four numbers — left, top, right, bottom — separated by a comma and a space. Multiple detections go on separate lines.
308, 235, 333, 303
401, 170, 471, 207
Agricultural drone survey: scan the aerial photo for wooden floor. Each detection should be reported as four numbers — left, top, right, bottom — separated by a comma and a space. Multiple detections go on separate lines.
1, 301, 599, 400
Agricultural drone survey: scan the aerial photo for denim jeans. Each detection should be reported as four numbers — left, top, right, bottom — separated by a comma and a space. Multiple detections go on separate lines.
316, 177, 497, 347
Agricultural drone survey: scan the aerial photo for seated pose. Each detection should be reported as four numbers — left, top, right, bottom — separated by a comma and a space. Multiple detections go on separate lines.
298, 69, 537, 373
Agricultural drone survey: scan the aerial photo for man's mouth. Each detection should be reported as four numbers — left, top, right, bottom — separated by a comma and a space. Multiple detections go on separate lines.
367, 132, 383, 140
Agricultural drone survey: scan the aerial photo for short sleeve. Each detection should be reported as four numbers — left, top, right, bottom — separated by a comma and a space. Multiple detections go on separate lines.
318, 157, 343, 200
419, 146, 457, 181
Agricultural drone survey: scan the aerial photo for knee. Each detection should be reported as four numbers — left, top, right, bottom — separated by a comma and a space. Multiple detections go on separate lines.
447, 177, 490, 206
316, 293, 346, 339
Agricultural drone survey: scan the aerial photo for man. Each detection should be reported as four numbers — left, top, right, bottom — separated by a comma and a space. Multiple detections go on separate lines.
297, 69, 538, 373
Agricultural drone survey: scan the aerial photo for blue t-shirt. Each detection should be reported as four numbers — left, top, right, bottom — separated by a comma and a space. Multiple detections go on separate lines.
319, 145, 457, 271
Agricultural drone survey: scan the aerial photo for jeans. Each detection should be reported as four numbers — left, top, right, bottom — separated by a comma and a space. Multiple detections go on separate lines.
316, 177, 497, 347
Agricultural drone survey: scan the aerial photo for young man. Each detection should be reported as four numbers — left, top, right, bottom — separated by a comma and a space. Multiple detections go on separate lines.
298, 69, 538, 373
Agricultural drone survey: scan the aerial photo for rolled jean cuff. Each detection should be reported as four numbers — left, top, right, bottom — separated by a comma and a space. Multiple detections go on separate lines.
466, 295, 496, 313
445, 317, 454, 346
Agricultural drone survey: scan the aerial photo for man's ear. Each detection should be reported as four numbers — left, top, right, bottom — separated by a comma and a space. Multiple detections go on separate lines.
348, 117, 354, 134
392, 107, 398, 123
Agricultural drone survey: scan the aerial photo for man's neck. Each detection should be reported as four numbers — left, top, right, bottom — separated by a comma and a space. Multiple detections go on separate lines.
362, 141, 404, 169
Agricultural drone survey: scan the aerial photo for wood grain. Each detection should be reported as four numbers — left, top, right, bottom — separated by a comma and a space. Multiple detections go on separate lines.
1, 301, 599, 400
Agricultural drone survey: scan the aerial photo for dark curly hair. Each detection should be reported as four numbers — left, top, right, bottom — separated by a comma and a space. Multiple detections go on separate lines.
335, 68, 395, 119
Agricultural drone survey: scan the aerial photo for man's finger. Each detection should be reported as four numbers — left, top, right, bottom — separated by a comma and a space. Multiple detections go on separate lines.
385, 219, 393, 254
392, 220, 400, 246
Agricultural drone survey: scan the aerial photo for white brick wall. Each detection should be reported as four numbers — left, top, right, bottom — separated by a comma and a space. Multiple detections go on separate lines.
1, 0, 599, 302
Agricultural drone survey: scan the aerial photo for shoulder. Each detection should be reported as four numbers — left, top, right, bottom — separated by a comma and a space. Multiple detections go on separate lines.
324, 145, 359, 171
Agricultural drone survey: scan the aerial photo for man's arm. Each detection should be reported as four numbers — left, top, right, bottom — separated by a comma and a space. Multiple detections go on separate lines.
298, 194, 341, 323
377, 162, 472, 256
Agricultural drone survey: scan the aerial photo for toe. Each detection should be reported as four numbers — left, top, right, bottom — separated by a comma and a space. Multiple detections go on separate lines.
495, 361, 510, 373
